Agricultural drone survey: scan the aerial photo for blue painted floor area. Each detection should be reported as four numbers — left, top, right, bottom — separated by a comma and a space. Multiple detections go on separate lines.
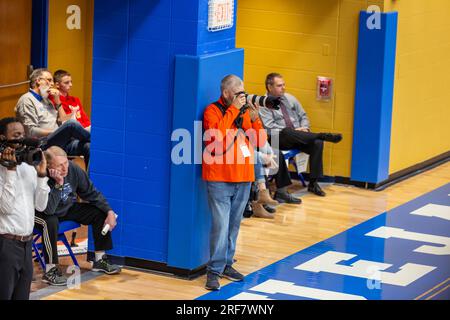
198, 183, 450, 300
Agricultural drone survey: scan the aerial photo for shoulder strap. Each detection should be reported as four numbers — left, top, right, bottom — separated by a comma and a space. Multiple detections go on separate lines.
213, 101, 227, 116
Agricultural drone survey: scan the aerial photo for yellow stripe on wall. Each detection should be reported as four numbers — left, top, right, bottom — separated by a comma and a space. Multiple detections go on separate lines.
47, 0, 93, 118
385, 0, 450, 174
237, 0, 384, 177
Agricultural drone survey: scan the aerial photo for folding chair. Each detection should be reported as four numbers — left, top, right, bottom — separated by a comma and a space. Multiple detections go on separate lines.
32, 220, 81, 271
282, 149, 307, 187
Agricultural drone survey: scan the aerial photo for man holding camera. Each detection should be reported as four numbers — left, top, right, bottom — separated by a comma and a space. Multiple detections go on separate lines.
34, 146, 121, 286
202, 75, 267, 290
15, 68, 90, 167
0, 117, 50, 300
259, 73, 343, 197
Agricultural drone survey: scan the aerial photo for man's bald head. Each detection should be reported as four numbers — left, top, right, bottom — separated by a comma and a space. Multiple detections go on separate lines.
44, 146, 67, 164
44, 146, 70, 177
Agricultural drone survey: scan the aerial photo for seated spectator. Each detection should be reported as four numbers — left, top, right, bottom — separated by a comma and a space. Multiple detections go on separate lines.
52, 69, 91, 132
247, 141, 302, 219
15, 68, 90, 167
252, 141, 279, 218
259, 73, 342, 197
34, 146, 121, 286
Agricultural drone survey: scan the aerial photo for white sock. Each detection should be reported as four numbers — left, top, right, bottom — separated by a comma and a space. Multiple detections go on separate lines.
46, 264, 56, 273
95, 251, 105, 262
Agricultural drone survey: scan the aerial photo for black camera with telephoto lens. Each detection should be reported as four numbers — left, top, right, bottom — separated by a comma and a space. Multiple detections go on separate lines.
0, 138, 43, 168
235, 91, 281, 110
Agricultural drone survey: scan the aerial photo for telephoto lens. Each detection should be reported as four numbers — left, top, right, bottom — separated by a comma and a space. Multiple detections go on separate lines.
246, 94, 280, 110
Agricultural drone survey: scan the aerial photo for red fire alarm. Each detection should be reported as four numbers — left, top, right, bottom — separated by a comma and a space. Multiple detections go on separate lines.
316, 76, 333, 101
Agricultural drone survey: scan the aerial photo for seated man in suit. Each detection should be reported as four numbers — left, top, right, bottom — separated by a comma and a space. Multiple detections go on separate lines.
259, 73, 342, 197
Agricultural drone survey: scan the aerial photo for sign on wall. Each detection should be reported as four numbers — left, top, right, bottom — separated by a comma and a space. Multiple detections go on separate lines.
208, 0, 234, 32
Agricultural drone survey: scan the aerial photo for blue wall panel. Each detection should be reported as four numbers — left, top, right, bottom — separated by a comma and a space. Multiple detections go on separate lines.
31, 0, 48, 68
91, 0, 240, 268
351, 12, 398, 184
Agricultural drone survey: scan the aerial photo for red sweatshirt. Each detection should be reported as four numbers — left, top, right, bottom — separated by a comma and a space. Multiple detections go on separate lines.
50, 94, 91, 128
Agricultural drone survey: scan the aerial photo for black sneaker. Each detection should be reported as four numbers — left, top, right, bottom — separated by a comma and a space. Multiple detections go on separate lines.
243, 202, 253, 218
42, 266, 68, 286
92, 255, 122, 275
274, 191, 302, 204
205, 272, 220, 291
263, 204, 277, 213
221, 265, 244, 282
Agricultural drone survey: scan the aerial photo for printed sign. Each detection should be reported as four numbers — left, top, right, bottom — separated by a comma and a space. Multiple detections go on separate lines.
208, 0, 234, 32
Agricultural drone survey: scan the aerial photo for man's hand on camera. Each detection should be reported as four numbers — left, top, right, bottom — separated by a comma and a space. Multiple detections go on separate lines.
35, 150, 47, 177
248, 102, 260, 122
48, 168, 64, 186
232, 92, 247, 109
295, 127, 310, 132
1, 147, 17, 170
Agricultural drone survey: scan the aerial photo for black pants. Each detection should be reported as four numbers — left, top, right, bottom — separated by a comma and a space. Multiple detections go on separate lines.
272, 149, 292, 189
274, 128, 324, 179
0, 237, 33, 300
34, 203, 113, 265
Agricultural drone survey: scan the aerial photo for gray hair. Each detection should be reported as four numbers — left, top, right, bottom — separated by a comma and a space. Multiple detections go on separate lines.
221, 74, 243, 92
29, 68, 50, 88
44, 146, 68, 164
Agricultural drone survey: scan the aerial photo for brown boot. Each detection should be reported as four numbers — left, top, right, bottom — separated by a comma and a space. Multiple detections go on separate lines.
256, 189, 279, 206
252, 203, 274, 219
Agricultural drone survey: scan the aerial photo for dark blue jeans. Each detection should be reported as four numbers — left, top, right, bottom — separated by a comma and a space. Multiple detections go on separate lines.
42, 120, 90, 166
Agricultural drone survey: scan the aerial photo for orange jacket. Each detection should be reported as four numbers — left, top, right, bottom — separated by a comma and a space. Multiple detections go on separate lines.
202, 97, 267, 182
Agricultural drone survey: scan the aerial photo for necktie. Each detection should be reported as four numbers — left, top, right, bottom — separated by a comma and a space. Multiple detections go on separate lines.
279, 99, 294, 128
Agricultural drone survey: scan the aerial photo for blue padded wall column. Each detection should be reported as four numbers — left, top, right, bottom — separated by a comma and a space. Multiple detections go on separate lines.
90, 0, 242, 272
351, 12, 398, 184
168, 50, 244, 270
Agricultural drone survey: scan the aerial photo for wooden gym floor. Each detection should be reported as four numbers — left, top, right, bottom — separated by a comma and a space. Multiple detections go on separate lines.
34, 161, 449, 300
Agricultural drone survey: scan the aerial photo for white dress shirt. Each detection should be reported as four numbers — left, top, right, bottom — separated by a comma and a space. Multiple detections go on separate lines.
0, 164, 50, 236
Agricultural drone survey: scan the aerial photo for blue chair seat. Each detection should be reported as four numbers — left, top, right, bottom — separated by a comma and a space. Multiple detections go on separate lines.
32, 220, 81, 271
282, 149, 307, 187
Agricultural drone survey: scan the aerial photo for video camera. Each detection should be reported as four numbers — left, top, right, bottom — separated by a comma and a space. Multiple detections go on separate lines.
234, 91, 281, 110
0, 138, 43, 168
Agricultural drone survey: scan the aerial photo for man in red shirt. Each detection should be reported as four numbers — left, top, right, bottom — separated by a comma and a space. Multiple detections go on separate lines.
202, 75, 267, 290
52, 70, 91, 132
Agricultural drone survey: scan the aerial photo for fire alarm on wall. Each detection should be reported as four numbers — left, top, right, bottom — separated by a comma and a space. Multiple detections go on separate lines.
316, 76, 333, 101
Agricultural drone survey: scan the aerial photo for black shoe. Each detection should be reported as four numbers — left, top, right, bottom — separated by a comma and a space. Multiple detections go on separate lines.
205, 272, 220, 291
308, 182, 326, 196
318, 132, 342, 143
221, 265, 244, 282
42, 266, 68, 286
274, 191, 302, 204
243, 202, 253, 218
263, 204, 276, 213
92, 255, 122, 275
